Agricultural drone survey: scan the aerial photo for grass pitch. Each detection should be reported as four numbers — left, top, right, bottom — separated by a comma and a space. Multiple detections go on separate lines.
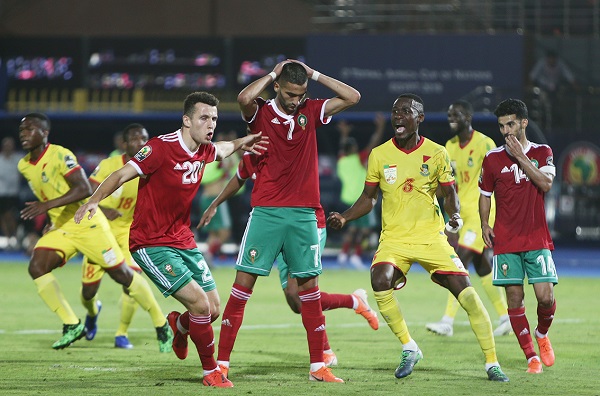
0, 260, 598, 395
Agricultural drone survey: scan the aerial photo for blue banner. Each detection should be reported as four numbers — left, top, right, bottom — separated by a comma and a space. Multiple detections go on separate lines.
307, 34, 523, 112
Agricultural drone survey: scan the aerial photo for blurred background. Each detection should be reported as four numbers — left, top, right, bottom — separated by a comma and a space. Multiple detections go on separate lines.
0, 0, 599, 256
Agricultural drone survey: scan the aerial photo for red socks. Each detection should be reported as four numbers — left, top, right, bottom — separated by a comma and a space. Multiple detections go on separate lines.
217, 283, 252, 362
508, 306, 537, 360
536, 300, 556, 335
320, 292, 353, 311
189, 313, 216, 371
298, 286, 325, 364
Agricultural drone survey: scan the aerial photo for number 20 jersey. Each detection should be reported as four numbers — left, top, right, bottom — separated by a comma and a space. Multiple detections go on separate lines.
479, 142, 555, 254
127, 129, 217, 251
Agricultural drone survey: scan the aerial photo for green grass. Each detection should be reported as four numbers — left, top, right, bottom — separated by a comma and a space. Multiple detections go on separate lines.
0, 260, 598, 395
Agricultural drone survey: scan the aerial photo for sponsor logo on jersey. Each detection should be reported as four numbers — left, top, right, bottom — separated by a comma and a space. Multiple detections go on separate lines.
419, 163, 430, 177
64, 155, 77, 169
173, 163, 183, 170
501, 166, 511, 173
134, 145, 152, 161
270, 117, 281, 125
383, 164, 397, 184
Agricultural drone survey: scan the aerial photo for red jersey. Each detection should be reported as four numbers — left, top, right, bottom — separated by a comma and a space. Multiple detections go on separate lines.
245, 97, 330, 208
479, 142, 555, 254
127, 130, 217, 251
237, 152, 325, 228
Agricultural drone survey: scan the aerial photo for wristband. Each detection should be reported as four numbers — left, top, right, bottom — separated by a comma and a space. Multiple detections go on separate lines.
311, 71, 321, 81
268, 71, 277, 81
445, 217, 464, 234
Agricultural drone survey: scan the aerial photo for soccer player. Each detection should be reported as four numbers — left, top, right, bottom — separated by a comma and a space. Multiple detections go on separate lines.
426, 100, 510, 337
327, 94, 509, 382
18, 113, 164, 350
480, 98, 558, 374
81, 123, 172, 351
74, 91, 267, 388
199, 152, 379, 367
216, 60, 360, 383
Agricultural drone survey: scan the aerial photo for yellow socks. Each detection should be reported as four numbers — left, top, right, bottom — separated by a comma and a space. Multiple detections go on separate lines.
443, 291, 460, 319
80, 292, 100, 317
116, 292, 138, 336
480, 273, 508, 317
374, 289, 411, 344
457, 286, 497, 364
34, 273, 79, 324
126, 271, 166, 327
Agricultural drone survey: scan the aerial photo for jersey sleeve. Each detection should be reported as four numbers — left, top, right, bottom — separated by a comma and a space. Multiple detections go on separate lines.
437, 147, 455, 186
479, 154, 494, 196
238, 153, 256, 180
89, 157, 112, 184
538, 145, 556, 176
129, 138, 164, 176
58, 147, 83, 178
365, 150, 380, 186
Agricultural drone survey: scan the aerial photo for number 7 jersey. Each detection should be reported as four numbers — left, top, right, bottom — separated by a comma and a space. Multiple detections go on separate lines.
479, 142, 555, 254
127, 129, 217, 251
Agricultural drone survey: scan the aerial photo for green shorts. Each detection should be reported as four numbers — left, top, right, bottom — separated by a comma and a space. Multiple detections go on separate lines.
132, 246, 216, 297
277, 227, 327, 289
237, 207, 322, 279
492, 249, 559, 286
200, 195, 232, 232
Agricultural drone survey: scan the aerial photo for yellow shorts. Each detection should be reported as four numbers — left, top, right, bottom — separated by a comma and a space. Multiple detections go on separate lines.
372, 234, 467, 289
82, 227, 140, 285
35, 217, 124, 273
458, 207, 495, 254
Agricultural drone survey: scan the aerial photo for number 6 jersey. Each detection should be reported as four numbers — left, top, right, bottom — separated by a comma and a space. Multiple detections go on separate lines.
128, 129, 217, 251
479, 142, 555, 254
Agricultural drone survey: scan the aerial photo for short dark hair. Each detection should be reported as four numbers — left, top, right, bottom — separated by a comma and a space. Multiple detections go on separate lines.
23, 112, 51, 130
494, 98, 528, 120
122, 123, 145, 141
397, 93, 424, 113
183, 91, 219, 118
451, 99, 473, 116
279, 62, 308, 85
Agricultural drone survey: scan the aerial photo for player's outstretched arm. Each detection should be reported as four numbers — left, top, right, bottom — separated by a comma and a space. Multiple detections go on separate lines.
198, 174, 246, 229
215, 132, 268, 160
327, 184, 378, 230
74, 164, 138, 223
21, 167, 93, 220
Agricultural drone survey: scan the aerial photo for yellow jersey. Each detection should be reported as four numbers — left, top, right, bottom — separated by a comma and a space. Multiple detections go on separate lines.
18, 144, 89, 230
366, 137, 455, 243
445, 130, 496, 216
90, 154, 139, 234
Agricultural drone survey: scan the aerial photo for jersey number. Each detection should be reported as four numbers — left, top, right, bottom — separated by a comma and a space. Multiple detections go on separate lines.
536, 254, 557, 277
509, 163, 529, 184
402, 178, 415, 193
118, 197, 134, 209
181, 161, 204, 184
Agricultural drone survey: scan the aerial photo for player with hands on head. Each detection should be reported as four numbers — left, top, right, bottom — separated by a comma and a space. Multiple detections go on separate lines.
216, 59, 360, 383
327, 93, 509, 382
479, 98, 558, 374
75, 92, 267, 388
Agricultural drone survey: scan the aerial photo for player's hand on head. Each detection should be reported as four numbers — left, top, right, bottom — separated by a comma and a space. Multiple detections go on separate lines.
327, 211, 346, 230
288, 59, 313, 76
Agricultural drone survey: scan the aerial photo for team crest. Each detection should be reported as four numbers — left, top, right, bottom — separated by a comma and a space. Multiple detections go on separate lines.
501, 263, 509, 276
165, 264, 177, 276
530, 158, 539, 168
41, 171, 49, 183
249, 248, 259, 263
297, 114, 308, 130
467, 157, 474, 167
420, 163, 430, 176
383, 164, 397, 184
135, 145, 152, 161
